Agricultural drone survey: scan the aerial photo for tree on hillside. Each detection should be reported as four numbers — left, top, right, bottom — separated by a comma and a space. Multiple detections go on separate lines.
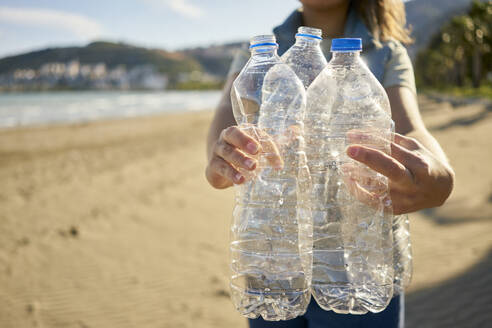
415, 0, 491, 88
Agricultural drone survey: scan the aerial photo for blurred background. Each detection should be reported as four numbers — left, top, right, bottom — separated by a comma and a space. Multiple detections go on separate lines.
0, 0, 490, 327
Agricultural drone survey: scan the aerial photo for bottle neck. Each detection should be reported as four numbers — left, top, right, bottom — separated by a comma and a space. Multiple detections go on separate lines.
294, 36, 322, 48
250, 46, 278, 59
331, 51, 361, 64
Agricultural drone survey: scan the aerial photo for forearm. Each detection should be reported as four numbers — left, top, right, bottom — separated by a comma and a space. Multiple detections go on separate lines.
388, 86, 451, 167
405, 127, 450, 166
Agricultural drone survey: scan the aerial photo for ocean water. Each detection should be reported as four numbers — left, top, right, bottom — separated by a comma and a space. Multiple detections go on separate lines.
0, 90, 222, 128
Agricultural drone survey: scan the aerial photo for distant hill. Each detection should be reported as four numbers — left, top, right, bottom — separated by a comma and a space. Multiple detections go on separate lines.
0, 41, 202, 85
182, 42, 246, 78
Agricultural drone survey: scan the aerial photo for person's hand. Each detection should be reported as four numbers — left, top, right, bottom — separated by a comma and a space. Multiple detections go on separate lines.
206, 125, 282, 189
345, 133, 455, 215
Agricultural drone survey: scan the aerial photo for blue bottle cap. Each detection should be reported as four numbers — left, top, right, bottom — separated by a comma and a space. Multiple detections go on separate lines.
331, 38, 362, 52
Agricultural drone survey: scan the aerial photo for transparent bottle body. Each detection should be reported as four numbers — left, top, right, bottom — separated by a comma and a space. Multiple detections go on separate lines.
305, 51, 394, 314
392, 214, 413, 294
229, 44, 312, 321
281, 30, 327, 89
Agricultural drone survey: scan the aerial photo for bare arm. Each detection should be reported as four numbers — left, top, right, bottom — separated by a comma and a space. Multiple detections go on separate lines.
388, 86, 450, 164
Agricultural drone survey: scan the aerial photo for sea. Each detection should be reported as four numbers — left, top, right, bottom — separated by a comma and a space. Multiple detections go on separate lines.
0, 90, 222, 129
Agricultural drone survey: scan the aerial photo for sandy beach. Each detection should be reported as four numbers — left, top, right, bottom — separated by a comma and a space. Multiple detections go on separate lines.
0, 95, 491, 328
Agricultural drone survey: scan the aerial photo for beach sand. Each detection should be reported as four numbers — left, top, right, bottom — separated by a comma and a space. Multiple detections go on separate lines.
0, 95, 491, 327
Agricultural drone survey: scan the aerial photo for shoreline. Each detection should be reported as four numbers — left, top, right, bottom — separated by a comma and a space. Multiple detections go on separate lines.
0, 90, 221, 129
0, 107, 215, 131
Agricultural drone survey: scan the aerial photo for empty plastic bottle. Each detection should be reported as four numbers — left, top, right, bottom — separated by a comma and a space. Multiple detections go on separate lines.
393, 214, 413, 294
281, 26, 328, 89
305, 38, 394, 314
229, 34, 313, 321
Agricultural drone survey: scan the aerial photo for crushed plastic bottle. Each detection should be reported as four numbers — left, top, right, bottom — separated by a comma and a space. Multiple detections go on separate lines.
305, 38, 394, 314
281, 26, 328, 89
393, 214, 413, 294
229, 34, 313, 321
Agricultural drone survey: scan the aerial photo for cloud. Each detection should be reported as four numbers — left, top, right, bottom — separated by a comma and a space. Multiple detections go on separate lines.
0, 7, 105, 40
144, 0, 204, 19
166, 0, 203, 18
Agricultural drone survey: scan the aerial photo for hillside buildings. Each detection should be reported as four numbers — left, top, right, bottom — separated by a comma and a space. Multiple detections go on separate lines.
0, 60, 170, 91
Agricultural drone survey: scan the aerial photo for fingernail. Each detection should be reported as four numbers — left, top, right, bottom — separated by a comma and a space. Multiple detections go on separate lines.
246, 142, 259, 154
347, 147, 359, 158
234, 173, 243, 183
244, 158, 255, 170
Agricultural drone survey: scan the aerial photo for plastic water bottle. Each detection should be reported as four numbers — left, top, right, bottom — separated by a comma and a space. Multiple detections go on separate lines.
393, 214, 412, 294
229, 35, 312, 321
281, 26, 328, 89
305, 38, 394, 314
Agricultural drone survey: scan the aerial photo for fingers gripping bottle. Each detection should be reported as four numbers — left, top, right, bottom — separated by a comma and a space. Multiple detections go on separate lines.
229, 35, 313, 321
281, 26, 328, 89
305, 38, 394, 314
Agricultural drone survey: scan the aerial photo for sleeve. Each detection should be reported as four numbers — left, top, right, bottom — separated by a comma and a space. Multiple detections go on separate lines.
227, 48, 250, 77
382, 41, 417, 94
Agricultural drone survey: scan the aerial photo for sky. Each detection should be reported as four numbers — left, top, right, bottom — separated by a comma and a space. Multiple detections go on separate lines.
0, 0, 301, 58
